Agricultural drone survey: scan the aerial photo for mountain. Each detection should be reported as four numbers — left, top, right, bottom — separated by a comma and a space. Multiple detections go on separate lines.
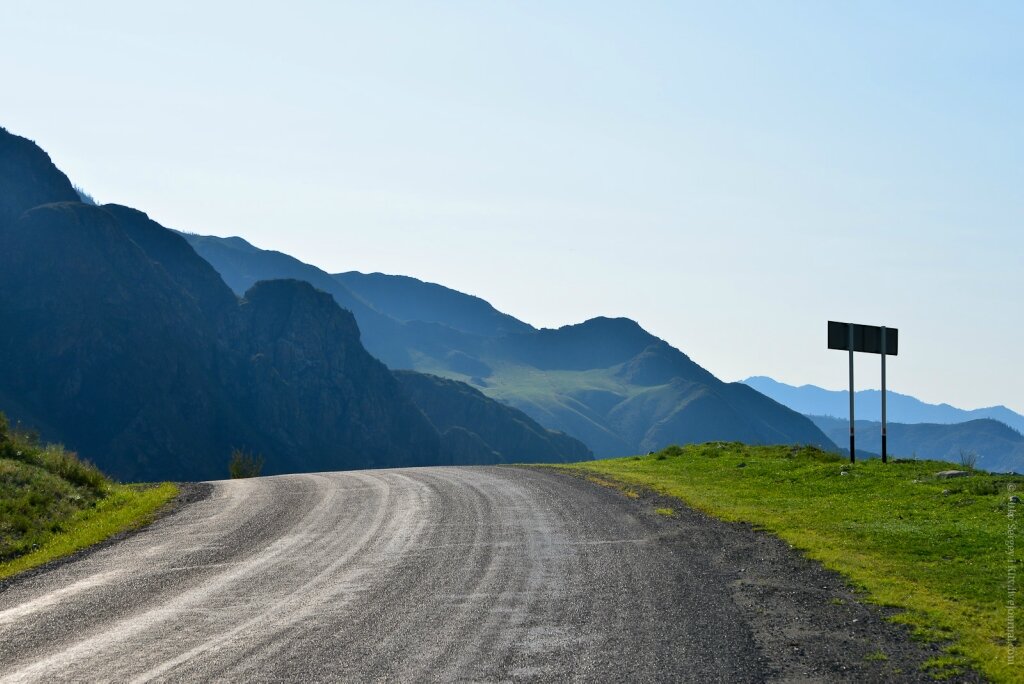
0, 127, 79, 225
179, 233, 415, 367
807, 415, 1024, 473
744, 376, 1024, 435
0, 126, 589, 480
337, 271, 533, 338
394, 371, 591, 464
183, 236, 836, 456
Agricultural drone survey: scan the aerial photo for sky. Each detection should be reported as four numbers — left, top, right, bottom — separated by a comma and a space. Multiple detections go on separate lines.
3, 1, 1022, 413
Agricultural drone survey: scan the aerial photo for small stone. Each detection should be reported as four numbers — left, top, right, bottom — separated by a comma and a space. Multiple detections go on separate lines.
935, 470, 970, 479
941, 489, 952, 495
840, 471, 849, 476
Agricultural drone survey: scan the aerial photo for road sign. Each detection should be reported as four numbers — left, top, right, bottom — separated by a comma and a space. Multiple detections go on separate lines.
828, 321, 899, 464
827, 321, 898, 356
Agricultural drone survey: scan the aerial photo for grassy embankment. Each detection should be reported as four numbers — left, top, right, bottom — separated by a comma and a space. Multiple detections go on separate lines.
0, 414, 178, 580
561, 443, 1021, 682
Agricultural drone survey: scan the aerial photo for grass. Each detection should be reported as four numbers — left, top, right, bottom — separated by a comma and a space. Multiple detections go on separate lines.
559, 442, 1022, 682
0, 414, 178, 580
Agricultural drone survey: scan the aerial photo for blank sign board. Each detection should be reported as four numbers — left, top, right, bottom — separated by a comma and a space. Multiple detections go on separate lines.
828, 321, 899, 356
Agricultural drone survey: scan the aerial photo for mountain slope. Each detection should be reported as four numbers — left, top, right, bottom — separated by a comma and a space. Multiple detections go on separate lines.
337, 271, 533, 338
186, 235, 836, 456
745, 376, 1024, 434
0, 201, 239, 480
807, 415, 1024, 473
181, 233, 415, 368
395, 371, 591, 464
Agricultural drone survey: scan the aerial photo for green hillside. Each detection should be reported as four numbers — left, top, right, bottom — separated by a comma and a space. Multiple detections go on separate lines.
0, 414, 177, 579
395, 371, 591, 464
561, 444, 1022, 682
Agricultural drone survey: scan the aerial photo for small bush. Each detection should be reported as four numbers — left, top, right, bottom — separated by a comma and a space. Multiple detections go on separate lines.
965, 478, 1000, 496
958, 449, 978, 470
228, 449, 264, 479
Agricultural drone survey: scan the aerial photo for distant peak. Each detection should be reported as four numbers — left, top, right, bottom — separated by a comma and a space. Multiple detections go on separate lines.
564, 316, 645, 333
223, 235, 257, 249
102, 203, 149, 220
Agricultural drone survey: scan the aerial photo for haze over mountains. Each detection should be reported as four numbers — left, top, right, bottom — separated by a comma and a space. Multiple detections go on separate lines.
746, 376, 1024, 472
744, 376, 1024, 434
7, 124, 1017, 478
806, 415, 1024, 473
0, 127, 590, 480
184, 234, 834, 458
0, 125, 838, 481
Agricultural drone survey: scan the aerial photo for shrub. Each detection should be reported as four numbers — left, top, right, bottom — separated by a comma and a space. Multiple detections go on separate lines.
37, 445, 108, 494
228, 448, 264, 479
958, 449, 978, 470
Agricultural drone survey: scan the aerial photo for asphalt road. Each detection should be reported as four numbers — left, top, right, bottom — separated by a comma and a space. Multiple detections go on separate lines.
0, 467, 950, 682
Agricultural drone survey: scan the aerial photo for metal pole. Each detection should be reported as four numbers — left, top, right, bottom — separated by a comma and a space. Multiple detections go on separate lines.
881, 326, 887, 464
848, 323, 855, 464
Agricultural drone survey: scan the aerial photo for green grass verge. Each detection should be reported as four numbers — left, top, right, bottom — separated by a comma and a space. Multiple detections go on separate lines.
560, 443, 1022, 682
0, 481, 178, 580
0, 413, 179, 581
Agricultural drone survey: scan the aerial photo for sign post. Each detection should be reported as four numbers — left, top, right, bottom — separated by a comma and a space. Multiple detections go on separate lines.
827, 321, 899, 463
881, 326, 887, 463
848, 324, 855, 463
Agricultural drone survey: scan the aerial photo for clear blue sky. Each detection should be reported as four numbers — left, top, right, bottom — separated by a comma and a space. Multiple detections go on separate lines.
4, 1, 1022, 413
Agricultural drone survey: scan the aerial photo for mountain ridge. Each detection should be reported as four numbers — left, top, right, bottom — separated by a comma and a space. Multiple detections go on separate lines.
807, 415, 1024, 473
0, 126, 591, 480
745, 376, 1024, 434
184, 234, 836, 457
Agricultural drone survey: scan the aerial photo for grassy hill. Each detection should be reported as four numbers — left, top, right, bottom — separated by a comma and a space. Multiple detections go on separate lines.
561, 443, 1022, 682
0, 414, 177, 579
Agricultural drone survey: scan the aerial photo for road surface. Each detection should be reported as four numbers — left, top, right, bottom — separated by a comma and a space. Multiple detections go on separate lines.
0, 467, 946, 682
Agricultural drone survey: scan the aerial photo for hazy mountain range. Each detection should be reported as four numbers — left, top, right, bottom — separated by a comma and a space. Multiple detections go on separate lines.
183, 235, 834, 458
744, 376, 1024, 435
0, 125, 836, 480
745, 376, 1024, 472
10, 123, 1022, 480
807, 416, 1024, 473
9, 123, 1019, 477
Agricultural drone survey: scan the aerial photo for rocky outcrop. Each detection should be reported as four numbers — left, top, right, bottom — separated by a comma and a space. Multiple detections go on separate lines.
0, 127, 79, 226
